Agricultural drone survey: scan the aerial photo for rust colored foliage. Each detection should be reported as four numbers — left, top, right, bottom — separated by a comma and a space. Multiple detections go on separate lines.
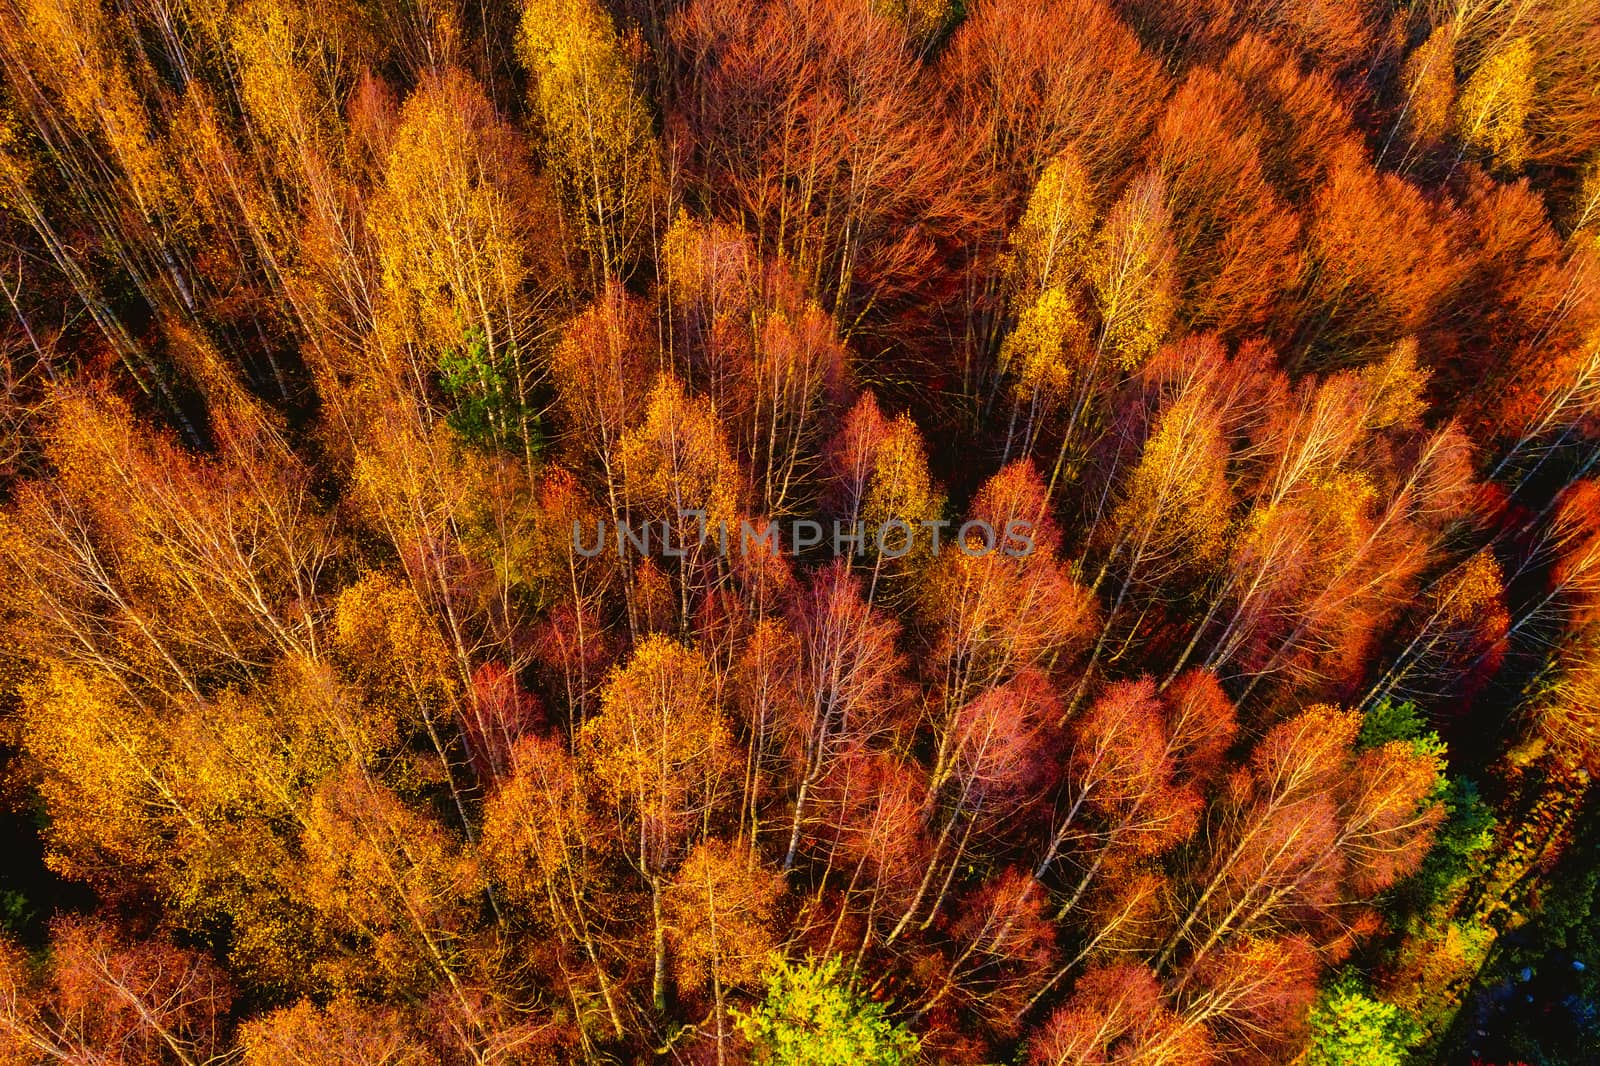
3, 0, 1600, 1062
666, 0, 975, 324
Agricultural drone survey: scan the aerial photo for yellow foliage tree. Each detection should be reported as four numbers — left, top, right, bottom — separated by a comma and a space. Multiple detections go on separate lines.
861, 411, 944, 586
874, 0, 959, 49
665, 838, 783, 1062
582, 636, 733, 1010
1401, 23, 1457, 149
1455, 37, 1535, 172
998, 288, 1092, 453
518, 0, 660, 284
370, 69, 565, 462
1005, 150, 1095, 298
1088, 170, 1175, 370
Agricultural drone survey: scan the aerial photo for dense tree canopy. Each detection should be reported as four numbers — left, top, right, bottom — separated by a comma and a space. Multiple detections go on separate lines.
1, 0, 1599, 1062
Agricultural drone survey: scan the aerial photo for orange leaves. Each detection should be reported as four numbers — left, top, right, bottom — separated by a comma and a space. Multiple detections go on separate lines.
1175, 934, 1318, 1063
582, 636, 734, 852
921, 869, 1057, 1046
941, 0, 1164, 198
1066, 680, 1201, 860
1162, 704, 1443, 976
482, 735, 590, 894
946, 671, 1061, 814
665, 838, 783, 994
5, 0, 1600, 1058
668, 0, 971, 321
548, 284, 653, 466
301, 769, 482, 991
1533, 615, 1600, 774
1548, 479, 1600, 609
792, 561, 909, 747
921, 461, 1094, 694
822, 392, 891, 525
1301, 153, 1466, 363
1153, 66, 1301, 335
1523, 480, 1600, 771
783, 561, 911, 869
1162, 669, 1238, 786
1338, 738, 1448, 895
662, 213, 848, 516
0, 918, 233, 1065
239, 997, 439, 1066
7, 384, 336, 690
1400, 24, 1458, 151
1218, 36, 1361, 201
1027, 963, 1210, 1065
463, 662, 544, 785
18, 664, 169, 884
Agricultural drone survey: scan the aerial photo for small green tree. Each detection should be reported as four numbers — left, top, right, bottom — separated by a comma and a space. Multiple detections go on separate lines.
438, 325, 539, 455
1304, 975, 1421, 1066
732, 955, 919, 1066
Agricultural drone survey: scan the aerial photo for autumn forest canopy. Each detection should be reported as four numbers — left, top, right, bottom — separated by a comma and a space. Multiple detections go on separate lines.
2, 0, 1600, 1062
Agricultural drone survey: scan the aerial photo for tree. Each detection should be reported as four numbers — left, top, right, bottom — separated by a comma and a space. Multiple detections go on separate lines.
299, 768, 483, 997
781, 562, 908, 873
667, 0, 972, 325
1072, 343, 1234, 701
1172, 935, 1320, 1064
370, 69, 563, 465
618, 373, 746, 626
1159, 706, 1444, 976
1151, 67, 1301, 336
1397, 23, 1457, 155
482, 735, 628, 1041
874, 0, 959, 51
518, 0, 659, 283
666, 838, 784, 1064
1036, 680, 1199, 908
1454, 37, 1535, 173
0, 385, 338, 701
661, 213, 848, 517
581, 636, 735, 1011
0, 917, 232, 1065
1302, 976, 1420, 1066
910, 868, 1056, 1047
939, 0, 1164, 199
1088, 171, 1175, 371
733, 954, 919, 1066
239, 998, 441, 1066
1297, 154, 1466, 366
1003, 151, 1095, 299
1025, 963, 1210, 1065
918, 461, 1093, 724
548, 286, 653, 512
